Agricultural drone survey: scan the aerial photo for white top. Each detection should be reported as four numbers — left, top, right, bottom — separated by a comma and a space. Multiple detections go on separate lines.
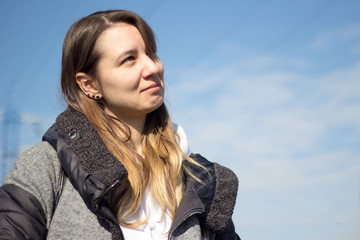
120, 187, 172, 239
120, 124, 190, 239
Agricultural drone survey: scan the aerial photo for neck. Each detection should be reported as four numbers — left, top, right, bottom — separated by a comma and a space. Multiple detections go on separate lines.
104, 107, 148, 154
125, 116, 145, 154
115, 114, 146, 155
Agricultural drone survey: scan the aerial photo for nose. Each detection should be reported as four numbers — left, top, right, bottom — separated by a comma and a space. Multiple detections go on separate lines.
142, 54, 162, 79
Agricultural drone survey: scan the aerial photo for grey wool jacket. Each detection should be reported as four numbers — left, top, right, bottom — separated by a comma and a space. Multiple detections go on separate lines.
0, 107, 240, 240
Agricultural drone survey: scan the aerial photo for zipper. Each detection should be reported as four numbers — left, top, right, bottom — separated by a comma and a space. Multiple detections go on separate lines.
97, 180, 120, 207
101, 207, 125, 240
95, 180, 125, 240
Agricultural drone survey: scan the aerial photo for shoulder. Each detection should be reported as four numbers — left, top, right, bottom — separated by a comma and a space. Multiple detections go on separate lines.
5, 141, 59, 182
21, 141, 57, 160
5, 141, 60, 182
206, 161, 238, 232
4, 141, 62, 226
186, 154, 238, 234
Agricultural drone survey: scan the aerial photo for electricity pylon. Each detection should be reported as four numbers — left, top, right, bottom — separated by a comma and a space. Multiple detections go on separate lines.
0, 107, 41, 183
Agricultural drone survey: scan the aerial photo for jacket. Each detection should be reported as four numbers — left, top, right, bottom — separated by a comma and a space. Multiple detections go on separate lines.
0, 107, 240, 240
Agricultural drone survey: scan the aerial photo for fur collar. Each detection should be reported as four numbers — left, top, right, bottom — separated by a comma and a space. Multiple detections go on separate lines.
53, 107, 238, 234
56, 107, 128, 188
183, 154, 238, 233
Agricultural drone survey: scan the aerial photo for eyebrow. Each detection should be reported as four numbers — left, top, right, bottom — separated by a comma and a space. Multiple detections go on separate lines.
116, 49, 138, 62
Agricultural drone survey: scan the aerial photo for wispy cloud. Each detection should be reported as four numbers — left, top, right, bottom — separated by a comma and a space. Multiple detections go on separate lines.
309, 23, 360, 52
171, 56, 360, 151
168, 51, 360, 239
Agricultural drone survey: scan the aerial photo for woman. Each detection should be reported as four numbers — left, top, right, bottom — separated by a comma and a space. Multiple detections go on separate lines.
0, 10, 240, 240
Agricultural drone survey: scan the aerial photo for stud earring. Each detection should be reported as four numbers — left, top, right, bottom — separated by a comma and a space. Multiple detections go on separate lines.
95, 94, 102, 100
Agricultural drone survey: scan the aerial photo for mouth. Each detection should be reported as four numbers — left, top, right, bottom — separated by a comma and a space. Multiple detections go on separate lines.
141, 83, 161, 93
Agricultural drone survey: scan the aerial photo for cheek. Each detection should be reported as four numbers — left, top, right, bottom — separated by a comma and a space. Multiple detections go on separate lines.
158, 61, 164, 73
99, 71, 140, 93
157, 61, 165, 80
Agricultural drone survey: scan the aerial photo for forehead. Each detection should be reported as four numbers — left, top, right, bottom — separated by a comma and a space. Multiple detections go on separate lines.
95, 23, 145, 56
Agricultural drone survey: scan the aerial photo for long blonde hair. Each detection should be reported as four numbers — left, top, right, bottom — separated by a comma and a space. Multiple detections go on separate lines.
60, 10, 197, 227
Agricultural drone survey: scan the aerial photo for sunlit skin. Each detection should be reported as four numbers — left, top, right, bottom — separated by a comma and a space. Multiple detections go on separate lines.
76, 23, 164, 153
96, 23, 164, 121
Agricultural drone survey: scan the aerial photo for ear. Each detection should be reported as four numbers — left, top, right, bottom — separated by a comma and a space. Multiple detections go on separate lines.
76, 72, 100, 97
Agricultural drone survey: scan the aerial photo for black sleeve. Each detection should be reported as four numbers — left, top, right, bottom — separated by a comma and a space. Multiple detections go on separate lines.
0, 184, 48, 240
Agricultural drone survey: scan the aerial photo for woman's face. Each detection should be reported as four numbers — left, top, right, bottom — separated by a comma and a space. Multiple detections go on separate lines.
94, 23, 164, 120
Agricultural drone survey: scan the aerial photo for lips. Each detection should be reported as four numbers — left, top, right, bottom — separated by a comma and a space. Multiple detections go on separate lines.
141, 83, 161, 93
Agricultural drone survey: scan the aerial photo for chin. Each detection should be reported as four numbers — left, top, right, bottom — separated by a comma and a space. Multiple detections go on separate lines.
146, 100, 164, 114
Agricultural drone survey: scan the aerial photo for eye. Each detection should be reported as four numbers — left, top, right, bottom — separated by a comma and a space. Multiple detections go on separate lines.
123, 56, 135, 64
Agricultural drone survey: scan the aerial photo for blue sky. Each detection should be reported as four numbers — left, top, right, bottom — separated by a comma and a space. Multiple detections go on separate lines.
1, 0, 359, 239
